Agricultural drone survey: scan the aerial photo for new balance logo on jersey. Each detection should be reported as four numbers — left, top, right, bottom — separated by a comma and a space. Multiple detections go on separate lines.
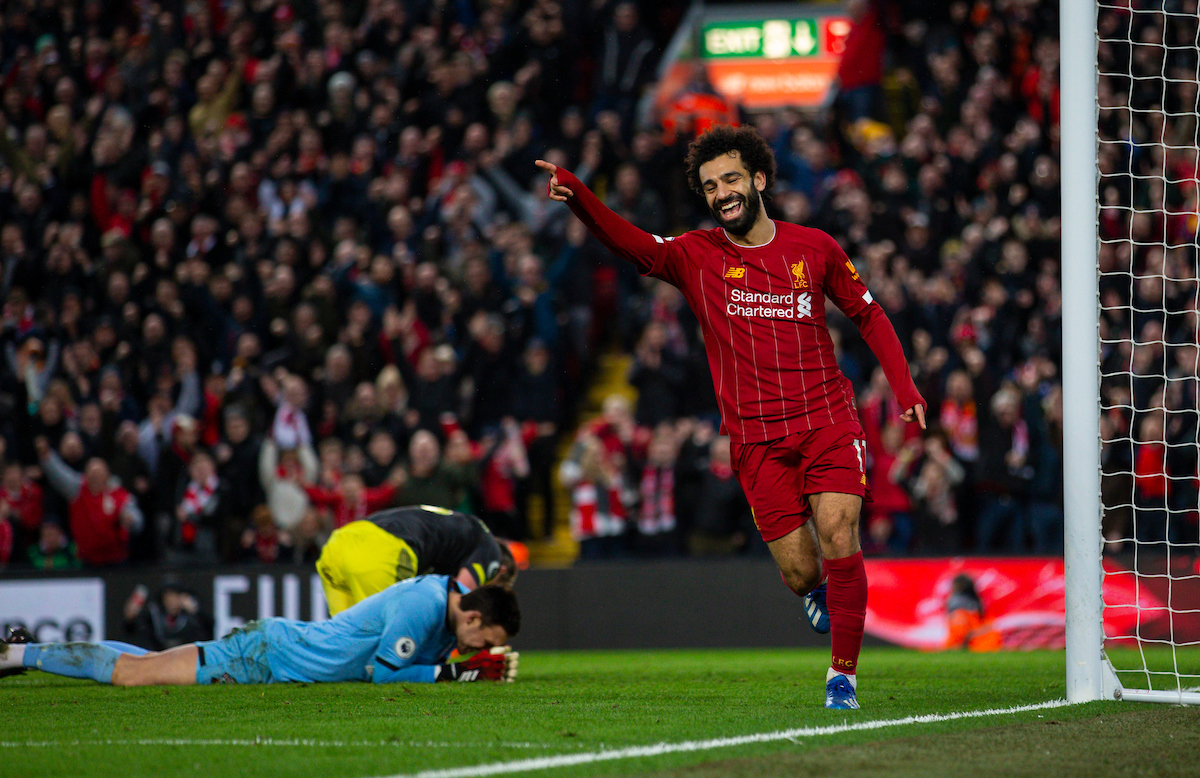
796, 292, 812, 318
725, 267, 746, 279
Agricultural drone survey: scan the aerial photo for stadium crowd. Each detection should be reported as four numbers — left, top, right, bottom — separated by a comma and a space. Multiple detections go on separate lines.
0, 0, 1189, 570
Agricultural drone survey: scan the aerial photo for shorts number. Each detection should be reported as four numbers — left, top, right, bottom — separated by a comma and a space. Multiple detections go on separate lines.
851, 439, 865, 474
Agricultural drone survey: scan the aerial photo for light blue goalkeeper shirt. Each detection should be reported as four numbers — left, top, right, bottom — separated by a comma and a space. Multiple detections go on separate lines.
261, 574, 457, 683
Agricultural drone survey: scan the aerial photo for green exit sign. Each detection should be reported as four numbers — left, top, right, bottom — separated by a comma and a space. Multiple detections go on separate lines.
701, 19, 820, 59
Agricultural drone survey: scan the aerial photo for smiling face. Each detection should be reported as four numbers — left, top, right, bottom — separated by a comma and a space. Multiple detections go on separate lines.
698, 151, 766, 236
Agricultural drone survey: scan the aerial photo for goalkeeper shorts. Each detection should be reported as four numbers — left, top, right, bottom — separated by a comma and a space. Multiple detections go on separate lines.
195, 622, 274, 684
316, 520, 418, 615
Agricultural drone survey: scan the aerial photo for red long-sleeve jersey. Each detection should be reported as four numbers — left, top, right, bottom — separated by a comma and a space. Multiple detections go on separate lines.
558, 168, 923, 444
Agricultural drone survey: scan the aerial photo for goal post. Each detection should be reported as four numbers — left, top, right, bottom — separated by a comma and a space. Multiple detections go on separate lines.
1060, 0, 1105, 706
1063, 0, 1200, 706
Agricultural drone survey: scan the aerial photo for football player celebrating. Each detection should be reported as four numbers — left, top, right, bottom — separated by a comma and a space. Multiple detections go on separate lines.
536, 125, 925, 710
316, 505, 518, 615
0, 579, 519, 686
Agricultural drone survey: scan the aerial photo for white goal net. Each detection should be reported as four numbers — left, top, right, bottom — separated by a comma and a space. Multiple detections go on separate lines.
1088, 0, 1200, 704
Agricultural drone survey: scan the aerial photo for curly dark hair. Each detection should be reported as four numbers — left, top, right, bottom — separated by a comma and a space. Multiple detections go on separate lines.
684, 125, 777, 196
460, 584, 521, 637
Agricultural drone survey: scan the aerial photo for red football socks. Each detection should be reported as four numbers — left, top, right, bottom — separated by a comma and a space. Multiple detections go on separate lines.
824, 551, 867, 676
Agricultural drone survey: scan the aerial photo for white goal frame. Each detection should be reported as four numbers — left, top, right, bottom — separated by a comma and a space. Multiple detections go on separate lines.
1061, 0, 1200, 706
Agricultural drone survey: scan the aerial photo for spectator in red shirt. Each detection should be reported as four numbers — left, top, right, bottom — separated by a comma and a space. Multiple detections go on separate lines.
939, 370, 979, 465
632, 423, 680, 557
835, 0, 888, 121
172, 449, 229, 561
1133, 409, 1169, 547
305, 472, 401, 530
0, 504, 10, 567
560, 432, 629, 559
0, 461, 44, 562
36, 437, 143, 567
863, 421, 913, 555
474, 420, 531, 540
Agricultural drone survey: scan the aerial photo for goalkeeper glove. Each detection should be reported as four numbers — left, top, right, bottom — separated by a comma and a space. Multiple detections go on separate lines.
435, 646, 519, 682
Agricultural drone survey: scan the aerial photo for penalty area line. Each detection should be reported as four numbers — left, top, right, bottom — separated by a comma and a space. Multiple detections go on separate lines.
380, 699, 1074, 778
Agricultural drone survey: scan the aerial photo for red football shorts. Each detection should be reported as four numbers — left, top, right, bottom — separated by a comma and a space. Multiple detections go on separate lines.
729, 420, 869, 543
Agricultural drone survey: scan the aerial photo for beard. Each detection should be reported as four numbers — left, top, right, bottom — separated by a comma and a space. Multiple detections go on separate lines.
709, 186, 763, 236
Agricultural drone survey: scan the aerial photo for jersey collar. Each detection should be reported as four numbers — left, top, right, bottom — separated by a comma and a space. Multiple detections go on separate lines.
723, 219, 777, 250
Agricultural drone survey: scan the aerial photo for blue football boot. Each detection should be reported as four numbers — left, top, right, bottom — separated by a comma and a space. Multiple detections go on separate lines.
803, 582, 830, 634
825, 673, 859, 710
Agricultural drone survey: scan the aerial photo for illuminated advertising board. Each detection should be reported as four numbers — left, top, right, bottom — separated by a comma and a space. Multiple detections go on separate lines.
698, 16, 850, 108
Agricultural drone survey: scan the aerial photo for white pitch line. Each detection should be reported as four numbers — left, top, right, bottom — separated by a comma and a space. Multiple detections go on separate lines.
379, 699, 1075, 778
0, 739, 561, 750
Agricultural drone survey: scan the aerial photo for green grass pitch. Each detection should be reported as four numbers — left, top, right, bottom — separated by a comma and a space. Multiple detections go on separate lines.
3, 648, 1199, 777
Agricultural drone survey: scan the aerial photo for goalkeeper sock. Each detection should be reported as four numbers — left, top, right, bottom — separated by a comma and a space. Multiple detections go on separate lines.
0, 643, 25, 669
100, 641, 151, 656
21, 643, 121, 683
825, 551, 867, 676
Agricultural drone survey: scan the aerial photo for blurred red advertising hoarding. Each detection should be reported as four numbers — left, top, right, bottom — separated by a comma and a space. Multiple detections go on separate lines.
864, 557, 1198, 650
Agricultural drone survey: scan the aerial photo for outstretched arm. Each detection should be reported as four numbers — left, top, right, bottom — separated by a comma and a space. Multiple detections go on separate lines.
371, 651, 517, 683
39, 447, 82, 501
535, 160, 677, 278
371, 658, 438, 684
120, 496, 144, 534
822, 237, 926, 428
849, 305, 926, 428
303, 484, 339, 508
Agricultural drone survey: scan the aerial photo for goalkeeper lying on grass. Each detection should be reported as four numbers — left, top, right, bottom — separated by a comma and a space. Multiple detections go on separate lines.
0, 577, 520, 686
